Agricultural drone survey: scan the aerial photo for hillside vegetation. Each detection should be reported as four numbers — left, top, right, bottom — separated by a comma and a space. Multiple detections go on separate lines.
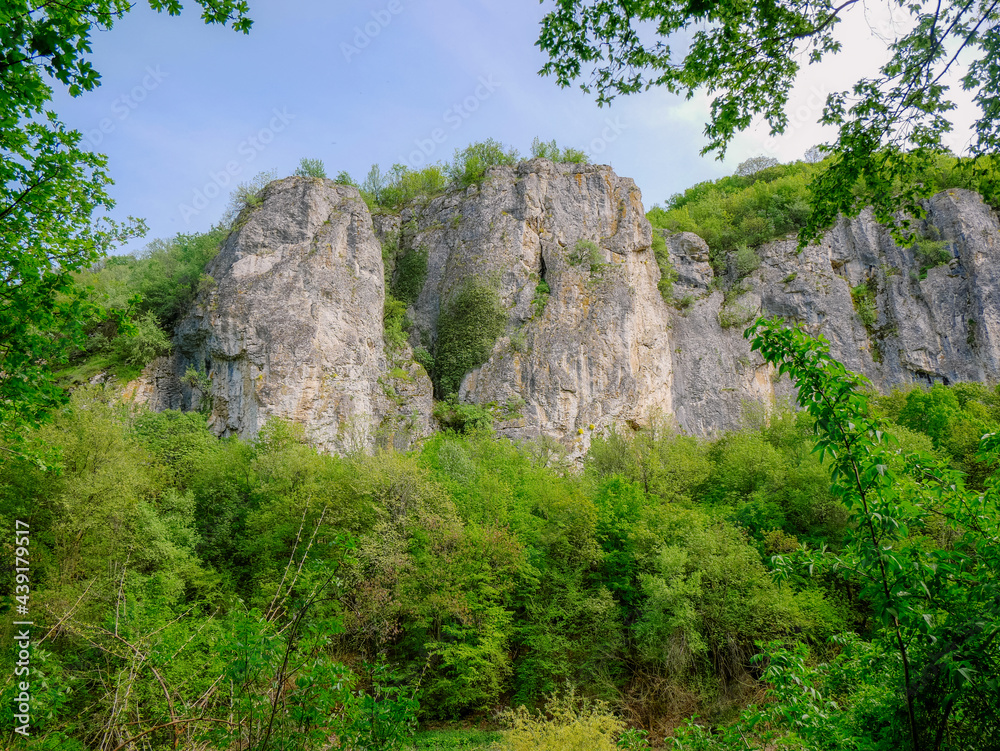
3, 350, 1000, 748
647, 153, 999, 274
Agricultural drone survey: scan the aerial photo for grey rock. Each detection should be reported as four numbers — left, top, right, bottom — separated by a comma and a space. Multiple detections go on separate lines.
132, 177, 433, 452
401, 159, 673, 455
129, 166, 1000, 458
665, 188, 1000, 434
665, 231, 715, 292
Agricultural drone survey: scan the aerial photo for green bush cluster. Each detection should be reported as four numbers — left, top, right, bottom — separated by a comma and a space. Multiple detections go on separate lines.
912, 225, 952, 279
6, 363, 1000, 747
650, 229, 677, 303
648, 161, 818, 269
392, 245, 430, 305
530, 136, 588, 164
347, 139, 522, 213
497, 687, 642, 751
730, 245, 761, 279
851, 278, 878, 333
446, 138, 520, 189
293, 157, 327, 178
360, 162, 449, 211
568, 238, 604, 274
62, 227, 226, 380
222, 169, 277, 228
531, 279, 551, 317
648, 152, 999, 273
717, 303, 756, 329
431, 280, 507, 398
111, 310, 171, 368
384, 294, 411, 356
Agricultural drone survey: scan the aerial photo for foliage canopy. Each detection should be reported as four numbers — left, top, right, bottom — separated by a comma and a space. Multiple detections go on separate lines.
0, 0, 250, 453
538, 0, 1000, 244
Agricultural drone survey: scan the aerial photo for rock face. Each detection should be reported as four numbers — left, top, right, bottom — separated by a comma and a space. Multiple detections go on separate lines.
136, 177, 433, 453
393, 159, 673, 455
131, 165, 1000, 455
665, 188, 1000, 434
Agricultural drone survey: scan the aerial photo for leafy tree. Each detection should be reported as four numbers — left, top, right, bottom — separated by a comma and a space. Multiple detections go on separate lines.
735, 155, 779, 177
110, 310, 171, 368
221, 169, 277, 227
747, 317, 1000, 751
537, 0, 1000, 244
293, 157, 327, 178
432, 279, 507, 398
530, 137, 589, 164
0, 0, 251, 454
335, 169, 358, 187
446, 139, 520, 188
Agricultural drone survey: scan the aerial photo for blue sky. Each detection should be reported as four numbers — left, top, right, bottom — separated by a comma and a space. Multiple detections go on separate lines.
47, 0, 976, 254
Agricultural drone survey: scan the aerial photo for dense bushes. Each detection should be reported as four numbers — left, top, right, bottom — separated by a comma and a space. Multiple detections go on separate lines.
647, 161, 817, 269
348, 136, 585, 213
60, 228, 226, 381
530, 136, 588, 164
9, 330, 1000, 749
648, 153, 999, 272
446, 138, 521, 188
432, 280, 507, 398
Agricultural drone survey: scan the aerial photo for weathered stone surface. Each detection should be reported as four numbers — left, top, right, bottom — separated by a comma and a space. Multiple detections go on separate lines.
665, 188, 1000, 434
133, 177, 433, 452
401, 159, 673, 455
665, 231, 714, 292
130, 165, 1000, 457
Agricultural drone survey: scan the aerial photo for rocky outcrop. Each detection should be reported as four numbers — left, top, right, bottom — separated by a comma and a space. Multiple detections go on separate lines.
665, 188, 1000, 433
134, 177, 433, 453
396, 159, 673, 454
130, 164, 1000, 456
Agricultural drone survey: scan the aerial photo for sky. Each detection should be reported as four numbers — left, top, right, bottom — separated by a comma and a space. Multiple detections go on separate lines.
46, 0, 980, 255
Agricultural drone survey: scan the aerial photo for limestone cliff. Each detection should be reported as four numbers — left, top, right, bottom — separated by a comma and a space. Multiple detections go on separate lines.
129, 164, 1000, 455
133, 177, 433, 453
664, 188, 1000, 434
391, 158, 673, 455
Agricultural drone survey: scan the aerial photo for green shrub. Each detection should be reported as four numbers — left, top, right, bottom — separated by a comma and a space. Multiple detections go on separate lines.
651, 230, 676, 302
530, 137, 589, 164
433, 280, 507, 397
222, 170, 277, 227
648, 160, 817, 268
334, 170, 357, 187
531, 279, 551, 317
382, 163, 447, 208
392, 246, 429, 305
731, 245, 761, 279
497, 687, 644, 751
717, 303, 756, 329
361, 163, 448, 210
293, 157, 327, 178
912, 226, 951, 279
128, 228, 226, 331
735, 155, 779, 176
675, 293, 695, 310
510, 328, 528, 353
433, 396, 495, 433
384, 294, 411, 355
112, 311, 172, 367
850, 279, 878, 333
568, 239, 604, 274
446, 139, 520, 189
